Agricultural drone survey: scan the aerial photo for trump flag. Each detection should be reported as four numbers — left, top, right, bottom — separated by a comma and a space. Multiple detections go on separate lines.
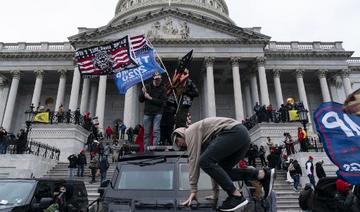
114, 44, 165, 94
313, 102, 360, 185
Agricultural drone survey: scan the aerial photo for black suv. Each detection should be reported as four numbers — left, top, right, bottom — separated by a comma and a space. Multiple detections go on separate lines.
98, 151, 261, 212
0, 178, 88, 212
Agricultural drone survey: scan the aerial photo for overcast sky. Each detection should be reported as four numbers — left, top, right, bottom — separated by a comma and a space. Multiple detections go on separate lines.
0, 0, 359, 56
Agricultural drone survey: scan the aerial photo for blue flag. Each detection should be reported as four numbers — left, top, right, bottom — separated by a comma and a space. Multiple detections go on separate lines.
313, 102, 360, 185
114, 45, 165, 94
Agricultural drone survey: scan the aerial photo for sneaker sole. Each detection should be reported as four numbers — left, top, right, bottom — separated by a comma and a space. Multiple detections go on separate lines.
219, 199, 249, 211
266, 168, 275, 199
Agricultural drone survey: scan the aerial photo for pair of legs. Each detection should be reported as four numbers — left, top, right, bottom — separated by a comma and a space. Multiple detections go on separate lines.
199, 125, 261, 197
292, 174, 300, 190
143, 114, 162, 150
77, 165, 84, 177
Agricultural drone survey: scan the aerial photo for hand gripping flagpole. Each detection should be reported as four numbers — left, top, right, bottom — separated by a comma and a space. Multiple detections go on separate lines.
146, 37, 179, 106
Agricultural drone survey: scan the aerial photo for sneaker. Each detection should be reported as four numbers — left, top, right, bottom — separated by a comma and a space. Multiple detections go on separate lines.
218, 195, 248, 211
260, 168, 275, 199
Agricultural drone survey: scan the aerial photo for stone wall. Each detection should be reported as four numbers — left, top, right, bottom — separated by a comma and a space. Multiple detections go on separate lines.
0, 154, 57, 178
29, 124, 90, 162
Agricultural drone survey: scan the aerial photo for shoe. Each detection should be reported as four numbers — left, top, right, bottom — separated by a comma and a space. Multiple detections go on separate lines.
218, 195, 248, 211
292, 187, 298, 192
260, 168, 275, 199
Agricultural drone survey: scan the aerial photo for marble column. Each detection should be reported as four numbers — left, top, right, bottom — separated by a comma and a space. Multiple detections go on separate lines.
273, 69, 284, 108
318, 69, 331, 102
31, 70, 44, 108
296, 69, 310, 111
80, 78, 90, 114
2, 71, 21, 131
55, 70, 67, 111
96, 76, 107, 131
342, 69, 352, 97
88, 81, 98, 116
0, 76, 9, 126
231, 57, 244, 121
202, 69, 208, 118
205, 57, 216, 117
244, 82, 253, 117
68, 67, 81, 111
123, 86, 137, 128
250, 70, 260, 106
257, 57, 270, 106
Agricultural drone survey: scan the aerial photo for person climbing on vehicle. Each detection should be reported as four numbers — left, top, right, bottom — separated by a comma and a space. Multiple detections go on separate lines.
172, 117, 275, 211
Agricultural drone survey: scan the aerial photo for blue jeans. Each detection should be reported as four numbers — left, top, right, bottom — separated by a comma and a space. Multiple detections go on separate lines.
101, 171, 107, 184
77, 165, 84, 177
69, 168, 76, 178
293, 174, 300, 189
308, 174, 316, 188
0, 143, 6, 154
143, 114, 162, 151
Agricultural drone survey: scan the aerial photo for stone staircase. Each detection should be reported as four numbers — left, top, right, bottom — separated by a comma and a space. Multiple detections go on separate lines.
42, 159, 117, 203
273, 169, 301, 212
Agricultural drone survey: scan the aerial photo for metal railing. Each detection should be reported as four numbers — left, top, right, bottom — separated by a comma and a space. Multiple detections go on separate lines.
31, 111, 93, 131
2, 140, 60, 160
28, 141, 61, 160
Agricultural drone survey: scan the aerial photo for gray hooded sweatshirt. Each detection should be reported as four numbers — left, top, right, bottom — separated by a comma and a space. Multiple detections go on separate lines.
172, 117, 240, 193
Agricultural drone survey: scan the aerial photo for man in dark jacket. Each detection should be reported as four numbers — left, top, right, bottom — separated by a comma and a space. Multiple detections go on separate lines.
316, 161, 327, 179
74, 108, 81, 125
306, 156, 316, 188
289, 160, 302, 191
16, 129, 27, 154
67, 154, 78, 178
139, 72, 166, 150
174, 71, 199, 128
77, 150, 87, 177
99, 157, 109, 184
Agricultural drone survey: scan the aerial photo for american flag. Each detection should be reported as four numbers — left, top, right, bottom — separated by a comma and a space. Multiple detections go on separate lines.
75, 35, 138, 76
130, 34, 148, 52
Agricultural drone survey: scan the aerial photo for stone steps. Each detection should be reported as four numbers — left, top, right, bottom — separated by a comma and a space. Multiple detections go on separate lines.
44, 157, 117, 203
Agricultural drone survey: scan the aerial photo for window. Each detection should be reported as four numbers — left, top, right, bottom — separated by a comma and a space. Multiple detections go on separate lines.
117, 165, 174, 190
0, 182, 35, 206
179, 164, 213, 190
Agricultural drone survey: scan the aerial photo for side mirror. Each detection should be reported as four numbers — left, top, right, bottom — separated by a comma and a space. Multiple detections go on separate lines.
38, 197, 53, 209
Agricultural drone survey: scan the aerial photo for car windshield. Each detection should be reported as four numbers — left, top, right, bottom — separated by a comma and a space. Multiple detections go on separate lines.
179, 164, 213, 190
117, 165, 174, 190
0, 181, 35, 207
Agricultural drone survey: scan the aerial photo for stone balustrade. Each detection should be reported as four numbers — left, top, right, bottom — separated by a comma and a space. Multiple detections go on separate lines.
348, 57, 360, 65
0, 42, 73, 52
266, 41, 344, 51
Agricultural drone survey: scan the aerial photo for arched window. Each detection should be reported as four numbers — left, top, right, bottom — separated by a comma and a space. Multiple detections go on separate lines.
130, 1, 134, 6
202, 0, 206, 4
210, 0, 214, 7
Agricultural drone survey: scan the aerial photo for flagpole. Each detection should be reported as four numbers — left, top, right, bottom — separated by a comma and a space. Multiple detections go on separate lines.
146, 37, 179, 106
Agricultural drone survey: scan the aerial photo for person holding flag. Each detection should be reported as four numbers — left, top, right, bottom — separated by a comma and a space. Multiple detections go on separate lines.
139, 72, 167, 150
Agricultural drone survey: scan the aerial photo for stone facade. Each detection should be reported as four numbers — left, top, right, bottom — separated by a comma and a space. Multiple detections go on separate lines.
0, 0, 359, 137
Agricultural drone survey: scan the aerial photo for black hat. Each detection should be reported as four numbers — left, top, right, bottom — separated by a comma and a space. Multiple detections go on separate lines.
176, 50, 193, 72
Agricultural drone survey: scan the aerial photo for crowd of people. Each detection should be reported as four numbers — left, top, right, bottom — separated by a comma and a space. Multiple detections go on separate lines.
0, 126, 28, 154
242, 100, 308, 130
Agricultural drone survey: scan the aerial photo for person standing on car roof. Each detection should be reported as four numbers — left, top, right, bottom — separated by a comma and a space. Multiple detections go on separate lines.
172, 117, 275, 212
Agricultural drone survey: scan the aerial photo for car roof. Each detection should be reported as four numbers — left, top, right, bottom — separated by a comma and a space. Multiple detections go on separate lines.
0, 178, 84, 184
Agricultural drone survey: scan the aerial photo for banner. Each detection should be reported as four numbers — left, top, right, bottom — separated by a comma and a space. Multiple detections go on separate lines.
33, 112, 49, 123
313, 102, 360, 185
75, 35, 138, 77
289, 110, 300, 121
114, 45, 165, 94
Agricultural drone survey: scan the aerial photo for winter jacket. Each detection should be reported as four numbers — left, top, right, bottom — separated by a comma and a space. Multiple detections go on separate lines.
67, 155, 78, 168
77, 153, 87, 165
89, 158, 98, 169
316, 162, 327, 179
99, 158, 109, 173
139, 82, 166, 115
105, 127, 113, 136
180, 79, 199, 107
306, 160, 314, 176
172, 117, 241, 193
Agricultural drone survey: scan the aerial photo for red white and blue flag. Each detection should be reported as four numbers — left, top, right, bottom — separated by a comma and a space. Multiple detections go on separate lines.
75, 35, 138, 77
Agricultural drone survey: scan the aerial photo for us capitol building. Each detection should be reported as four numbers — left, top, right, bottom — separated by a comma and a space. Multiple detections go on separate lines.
1, 0, 360, 134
